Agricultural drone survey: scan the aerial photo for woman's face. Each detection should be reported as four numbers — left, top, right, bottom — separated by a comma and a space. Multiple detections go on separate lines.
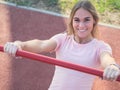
72, 8, 95, 40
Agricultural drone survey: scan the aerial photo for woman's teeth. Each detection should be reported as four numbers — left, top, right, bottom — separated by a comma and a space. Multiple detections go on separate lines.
78, 30, 86, 32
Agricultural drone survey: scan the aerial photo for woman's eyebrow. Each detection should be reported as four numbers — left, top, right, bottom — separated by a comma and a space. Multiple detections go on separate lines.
85, 17, 91, 19
73, 16, 91, 19
73, 17, 79, 19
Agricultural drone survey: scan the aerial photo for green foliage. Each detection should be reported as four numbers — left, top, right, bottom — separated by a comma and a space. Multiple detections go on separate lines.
42, 0, 59, 6
4, 0, 120, 14
16, 1, 31, 6
91, 0, 120, 13
4, 0, 32, 6
108, 0, 120, 10
58, 0, 81, 15
91, 0, 107, 13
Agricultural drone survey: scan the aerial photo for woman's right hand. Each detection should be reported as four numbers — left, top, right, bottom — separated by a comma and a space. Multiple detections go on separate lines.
4, 41, 22, 56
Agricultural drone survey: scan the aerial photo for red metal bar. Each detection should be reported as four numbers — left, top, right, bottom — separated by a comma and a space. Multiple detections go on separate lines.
0, 45, 120, 81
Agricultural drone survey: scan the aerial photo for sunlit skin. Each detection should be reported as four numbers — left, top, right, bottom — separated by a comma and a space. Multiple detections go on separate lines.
72, 8, 95, 44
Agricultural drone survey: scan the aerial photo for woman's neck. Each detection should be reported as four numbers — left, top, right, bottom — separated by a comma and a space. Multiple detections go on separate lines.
74, 35, 94, 44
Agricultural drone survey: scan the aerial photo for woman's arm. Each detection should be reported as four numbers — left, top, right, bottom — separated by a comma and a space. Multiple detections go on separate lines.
100, 52, 116, 68
18, 39, 57, 53
100, 52, 120, 81
4, 38, 57, 55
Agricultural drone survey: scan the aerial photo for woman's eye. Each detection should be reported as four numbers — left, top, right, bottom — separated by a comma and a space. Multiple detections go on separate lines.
74, 19, 80, 22
85, 18, 90, 22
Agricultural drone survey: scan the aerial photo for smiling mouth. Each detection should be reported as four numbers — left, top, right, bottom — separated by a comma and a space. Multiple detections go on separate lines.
78, 29, 86, 32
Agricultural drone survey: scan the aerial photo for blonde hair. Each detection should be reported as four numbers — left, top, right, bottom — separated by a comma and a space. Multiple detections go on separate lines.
67, 0, 99, 37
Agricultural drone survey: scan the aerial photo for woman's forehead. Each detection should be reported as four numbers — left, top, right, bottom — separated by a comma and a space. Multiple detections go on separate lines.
74, 8, 93, 18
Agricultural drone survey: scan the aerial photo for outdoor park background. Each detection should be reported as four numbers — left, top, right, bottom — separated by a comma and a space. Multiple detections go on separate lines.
0, 0, 120, 90
4, 0, 120, 27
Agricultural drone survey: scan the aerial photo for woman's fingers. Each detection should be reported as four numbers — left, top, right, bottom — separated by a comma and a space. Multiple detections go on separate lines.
103, 64, 120, 81
4, 42, 19, 56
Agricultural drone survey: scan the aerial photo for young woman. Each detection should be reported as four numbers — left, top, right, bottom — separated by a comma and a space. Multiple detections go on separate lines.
4, 0, 120, 90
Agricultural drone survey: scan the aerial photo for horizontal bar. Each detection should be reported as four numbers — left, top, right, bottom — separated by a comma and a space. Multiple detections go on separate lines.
0, 45, 120, 81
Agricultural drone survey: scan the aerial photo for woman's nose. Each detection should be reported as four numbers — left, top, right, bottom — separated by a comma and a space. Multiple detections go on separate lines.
78, 22, 85, 28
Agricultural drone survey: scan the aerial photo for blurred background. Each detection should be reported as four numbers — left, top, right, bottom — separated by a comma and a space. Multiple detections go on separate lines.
2, 0, 120, 27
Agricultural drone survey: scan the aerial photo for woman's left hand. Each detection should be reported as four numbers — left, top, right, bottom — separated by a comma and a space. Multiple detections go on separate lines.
103, 64, 120, 81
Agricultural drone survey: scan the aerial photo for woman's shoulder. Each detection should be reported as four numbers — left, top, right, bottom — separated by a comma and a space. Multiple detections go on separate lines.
51, 32, 70, 39
94, 39, 109, 44
93, 39, 111, 48
54, 32, 67, 36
